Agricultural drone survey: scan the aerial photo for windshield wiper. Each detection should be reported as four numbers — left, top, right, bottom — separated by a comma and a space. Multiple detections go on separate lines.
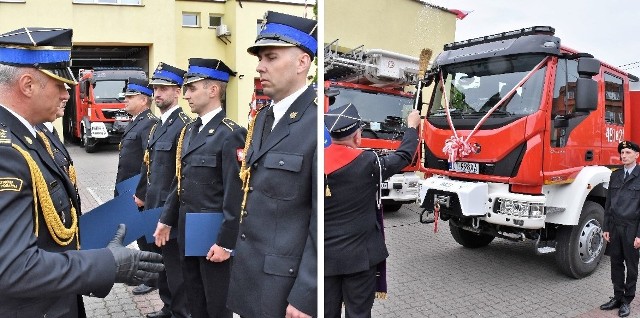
431, 108, 464, 117
474, 109, 512, 116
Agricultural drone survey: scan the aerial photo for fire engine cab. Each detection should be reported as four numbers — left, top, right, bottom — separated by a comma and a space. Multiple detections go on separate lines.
63, 68, 147, 153
416, 26, 640, 278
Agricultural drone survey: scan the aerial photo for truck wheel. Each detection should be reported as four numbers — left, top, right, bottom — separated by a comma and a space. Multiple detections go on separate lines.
383, 202, 403, 213
449, 222, 494, 248
82, 131, 97, 153
555, 201, 605, 278
85, 141, 97, 153
65, 119, 79, 144
79, 127, 86, 148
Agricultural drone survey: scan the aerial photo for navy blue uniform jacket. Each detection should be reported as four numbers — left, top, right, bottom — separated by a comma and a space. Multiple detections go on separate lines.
0, 106, 115, 317
227, 86, 317, 317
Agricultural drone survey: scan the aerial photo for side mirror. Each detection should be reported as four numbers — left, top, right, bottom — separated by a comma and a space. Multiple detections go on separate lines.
80, 81, 91, 100
577, 58, 600, 77
575, 78, 598, 112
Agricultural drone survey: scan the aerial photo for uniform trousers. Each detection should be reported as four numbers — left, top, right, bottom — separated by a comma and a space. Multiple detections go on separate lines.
138, 237, 190, 317
608, 222, 640, 303
325, 266, 377, 318
181, 255, 232, 318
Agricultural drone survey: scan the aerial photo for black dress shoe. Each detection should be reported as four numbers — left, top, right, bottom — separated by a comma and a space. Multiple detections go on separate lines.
601, 298, 622, 310
146, 309, 171, 318
619, 302, 630, 317
132, 283, 156, 295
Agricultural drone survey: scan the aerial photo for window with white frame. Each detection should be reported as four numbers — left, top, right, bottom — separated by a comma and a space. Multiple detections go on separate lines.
182, 12, 200, 27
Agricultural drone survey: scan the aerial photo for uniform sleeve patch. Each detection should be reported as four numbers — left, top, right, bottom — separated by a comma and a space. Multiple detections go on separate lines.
0, 177, 23, 192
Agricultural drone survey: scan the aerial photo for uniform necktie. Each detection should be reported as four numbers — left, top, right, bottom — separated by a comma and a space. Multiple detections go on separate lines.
261, 106, 275, 144
192, 117, 202, 135
625, 170, 630, 181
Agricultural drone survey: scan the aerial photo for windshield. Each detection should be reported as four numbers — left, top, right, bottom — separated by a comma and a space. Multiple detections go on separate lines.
93, 80, 126, 102
329, 86, 413, 140
428, 55, 547, 118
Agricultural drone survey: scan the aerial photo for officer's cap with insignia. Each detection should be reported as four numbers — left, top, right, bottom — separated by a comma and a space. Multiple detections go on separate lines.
618, 140, 640, 153
248, 11, 318, 58
184, 58, 236, 85
325, 103, 363, 139
0, 27, 76, 85
124, 78, 153, 97
150, 62, 186, 87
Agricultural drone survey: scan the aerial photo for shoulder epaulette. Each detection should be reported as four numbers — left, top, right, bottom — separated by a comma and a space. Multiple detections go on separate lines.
178, 112, 192, 124
0, 126, 12, 146
222, 118, 238, 131
147, 112, 158, 120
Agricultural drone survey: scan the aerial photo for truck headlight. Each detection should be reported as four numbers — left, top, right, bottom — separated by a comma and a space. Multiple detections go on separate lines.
497, 199, 545, 218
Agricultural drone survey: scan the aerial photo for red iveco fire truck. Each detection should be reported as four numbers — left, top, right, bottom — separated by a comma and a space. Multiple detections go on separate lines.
415, 25, 640, 278
325, 42, 421, 212
63, 68, 147, 153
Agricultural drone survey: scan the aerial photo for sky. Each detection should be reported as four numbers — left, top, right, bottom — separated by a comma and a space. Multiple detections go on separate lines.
427, 0, 640, 74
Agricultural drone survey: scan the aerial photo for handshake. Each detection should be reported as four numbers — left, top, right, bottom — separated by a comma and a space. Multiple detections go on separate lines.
107, 224, 164, 286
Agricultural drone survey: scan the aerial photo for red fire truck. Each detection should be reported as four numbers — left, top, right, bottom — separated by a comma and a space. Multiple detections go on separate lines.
63, 68, 147, 153
416, 26, 640, 278
325, 43, 421, 212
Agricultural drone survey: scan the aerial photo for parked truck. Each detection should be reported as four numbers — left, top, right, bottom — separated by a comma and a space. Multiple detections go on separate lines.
325, 42, 421, 212
63, 67, 147, 153
415, 25, 640, 278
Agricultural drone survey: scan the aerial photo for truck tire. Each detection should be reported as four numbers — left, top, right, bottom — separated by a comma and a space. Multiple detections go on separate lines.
449, 222, 494, 248
383, 202, 403, 213
555, 201, 605, 279
79, 126, 85, 148
82, 129, 97, 153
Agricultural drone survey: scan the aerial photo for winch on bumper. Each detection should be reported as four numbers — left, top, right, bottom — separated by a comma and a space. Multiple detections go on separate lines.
418, 177, 546, 229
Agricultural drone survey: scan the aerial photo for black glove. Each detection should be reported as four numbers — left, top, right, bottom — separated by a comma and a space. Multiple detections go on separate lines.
107, 224, 164, 286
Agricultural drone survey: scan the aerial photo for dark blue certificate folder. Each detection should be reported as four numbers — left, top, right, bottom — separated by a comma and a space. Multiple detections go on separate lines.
115, 174, 141, 195
79, 194, 142, 250
185, 212, 223, 256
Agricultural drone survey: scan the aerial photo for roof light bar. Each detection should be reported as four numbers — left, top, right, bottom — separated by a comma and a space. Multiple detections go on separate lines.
444, 26, 555, 51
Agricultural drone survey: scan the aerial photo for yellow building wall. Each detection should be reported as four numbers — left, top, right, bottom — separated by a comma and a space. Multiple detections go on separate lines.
325, 0, 456, 65
0, 0, 315, 128
173, 1, 315, 126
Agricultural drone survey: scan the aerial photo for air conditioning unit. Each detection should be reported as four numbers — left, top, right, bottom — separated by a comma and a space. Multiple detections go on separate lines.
216, 24, 231, 37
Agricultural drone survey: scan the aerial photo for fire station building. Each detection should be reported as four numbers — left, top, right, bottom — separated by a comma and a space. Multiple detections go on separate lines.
0, 0, 316, 128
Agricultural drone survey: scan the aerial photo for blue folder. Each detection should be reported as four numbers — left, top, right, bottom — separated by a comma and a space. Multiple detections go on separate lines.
115, 173, 141, 195
79, 193, 144, 250
141, 207, 178, 244
185, 212, 223, 256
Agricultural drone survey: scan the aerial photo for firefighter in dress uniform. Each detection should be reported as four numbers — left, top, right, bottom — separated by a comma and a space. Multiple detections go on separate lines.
154, 58, 246, 318
0, 27, 163, 318
226, 11, 318, 318
324, 103, 420, 318
601, 140, 640, 317
35, 86, 80, 206
114, 77, 158, 197
134, 62, 191, 318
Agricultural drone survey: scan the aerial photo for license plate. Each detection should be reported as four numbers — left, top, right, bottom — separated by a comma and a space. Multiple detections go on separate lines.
381, 182, 389, 189
450, 161, 479, 174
